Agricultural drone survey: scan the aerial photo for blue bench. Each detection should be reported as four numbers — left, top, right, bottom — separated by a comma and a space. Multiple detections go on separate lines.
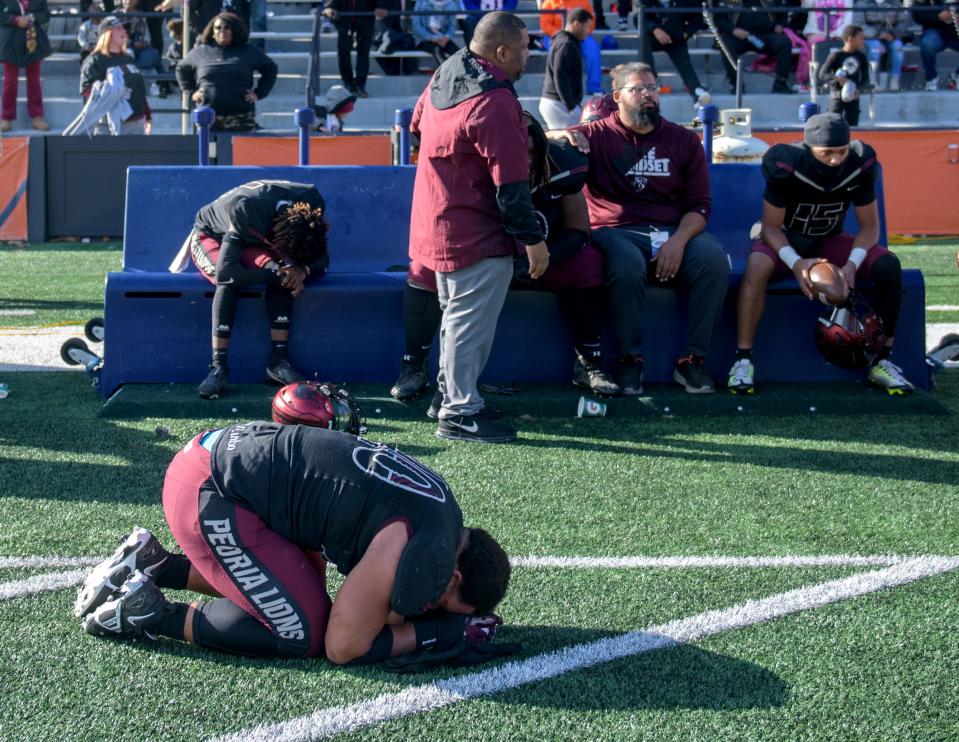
100, 163, 927, 397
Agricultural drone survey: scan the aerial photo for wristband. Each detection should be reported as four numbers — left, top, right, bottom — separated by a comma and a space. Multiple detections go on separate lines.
778, 245, 801, 270
848, 247, 868, 269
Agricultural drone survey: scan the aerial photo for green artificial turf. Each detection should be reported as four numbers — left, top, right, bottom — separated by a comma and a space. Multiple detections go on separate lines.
897, 241, 959, 324
0, 240, 957, 740
0, 242, 121, 327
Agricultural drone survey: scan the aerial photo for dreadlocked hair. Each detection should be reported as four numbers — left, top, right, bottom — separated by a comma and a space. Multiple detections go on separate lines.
273, 202, 329, 265
523, 111, 550, 191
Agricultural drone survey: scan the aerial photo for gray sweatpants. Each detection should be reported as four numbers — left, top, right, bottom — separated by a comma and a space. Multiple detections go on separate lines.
435, 255, 513, 418
591, 226, 729, 359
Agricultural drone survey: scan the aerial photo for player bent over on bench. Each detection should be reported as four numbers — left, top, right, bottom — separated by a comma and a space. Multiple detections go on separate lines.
74, 421, 512, 666
170, 180, 330, 400
727, 113, 913, 396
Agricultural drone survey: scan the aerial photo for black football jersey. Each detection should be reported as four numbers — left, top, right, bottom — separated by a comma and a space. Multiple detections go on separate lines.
209, 422, 462, 616
194, 180, 324, 246
531, 140, 588, 243
761, 141, 878, 253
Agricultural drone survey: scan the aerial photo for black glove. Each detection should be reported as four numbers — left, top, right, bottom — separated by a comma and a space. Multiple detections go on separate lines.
382, 640, 523, 674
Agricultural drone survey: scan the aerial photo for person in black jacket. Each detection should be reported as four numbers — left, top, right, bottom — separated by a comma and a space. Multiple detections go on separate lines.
818, 24, 869, 126
539, 7, 591, 129
323, 0, 389, 98
176, 12, 277, 131
714, 0, 793, 93
0, 0, 51, 131
640, 0, 709, 107
913, 0, 959, 90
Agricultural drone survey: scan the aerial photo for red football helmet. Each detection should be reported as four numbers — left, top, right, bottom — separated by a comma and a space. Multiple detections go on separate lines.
271, 381, 363, 434
815, 292, 885, 369
580, 94, 617, 124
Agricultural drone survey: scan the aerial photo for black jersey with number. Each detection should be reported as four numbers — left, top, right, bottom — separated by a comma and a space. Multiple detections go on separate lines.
761, 141, 878, 253
209, 422, 462, 616
194, 180, 324, 246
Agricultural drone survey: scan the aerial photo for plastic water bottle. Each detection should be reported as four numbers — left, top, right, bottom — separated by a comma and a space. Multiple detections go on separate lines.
0, 383, 8, 399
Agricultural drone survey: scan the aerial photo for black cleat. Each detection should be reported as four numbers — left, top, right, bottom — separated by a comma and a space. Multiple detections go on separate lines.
390, 357, 429, 400
198, 364, 229, 399
74, 527, 171, 618
82, 570, 169, 640
436, 414, 516, 444
573, 353, 621, 397
266, 358, 306, 386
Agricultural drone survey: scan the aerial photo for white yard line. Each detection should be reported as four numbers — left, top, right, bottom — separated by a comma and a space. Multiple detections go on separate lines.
511, 554, 913, 569
0, 570, 89, 601
214, 556, 959, 742
0, 556, 102, 570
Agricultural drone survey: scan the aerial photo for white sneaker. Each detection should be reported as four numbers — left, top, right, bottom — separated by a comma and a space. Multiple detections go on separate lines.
925, 78, 939, 91
149, 82, 160, 97
889, 76, 900, 92
867, 358, 914, 395
727, 358, 755, 395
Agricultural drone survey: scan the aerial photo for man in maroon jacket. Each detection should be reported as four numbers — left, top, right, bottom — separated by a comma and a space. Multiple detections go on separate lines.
556, 61, 729, 394
409, 12, 548, 444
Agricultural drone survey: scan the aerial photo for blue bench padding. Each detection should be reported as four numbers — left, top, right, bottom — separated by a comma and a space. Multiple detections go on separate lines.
100, 163, 923, 396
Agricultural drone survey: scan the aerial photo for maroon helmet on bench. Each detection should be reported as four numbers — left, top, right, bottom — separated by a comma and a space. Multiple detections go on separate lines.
815, 292, 885, 369
272, 381, 364, 434
580, 93, 618, 124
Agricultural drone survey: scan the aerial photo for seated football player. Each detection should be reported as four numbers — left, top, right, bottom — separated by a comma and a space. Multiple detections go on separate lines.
727, 113, 912, 395
169, 180, 330, 399
74, 420, 512, 665
389, 112, 620, 407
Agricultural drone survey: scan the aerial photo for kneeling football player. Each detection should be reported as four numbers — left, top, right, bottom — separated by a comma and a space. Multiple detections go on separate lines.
75, 419, 511, 665
728, 113, 912, 395
170, 180, 330, 400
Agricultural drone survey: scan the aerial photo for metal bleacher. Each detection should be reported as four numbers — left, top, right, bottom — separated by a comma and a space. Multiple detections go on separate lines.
15, 0, 959, 133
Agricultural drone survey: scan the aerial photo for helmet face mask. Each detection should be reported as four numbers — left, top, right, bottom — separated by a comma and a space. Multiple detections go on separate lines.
814, 292, 885, 369
271, 382, 364, 434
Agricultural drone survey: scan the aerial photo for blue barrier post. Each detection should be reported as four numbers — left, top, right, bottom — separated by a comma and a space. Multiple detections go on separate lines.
799, 101, 820, 123
193, 106, 214, 165
295, 107, 316, 165
395, 108, 413, 165
698, 104, 718, 163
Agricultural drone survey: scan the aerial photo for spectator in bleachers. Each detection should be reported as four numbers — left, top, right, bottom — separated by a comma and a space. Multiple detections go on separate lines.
176, 12, 277, 132
120, 0, 163, 85
539, 0, 602, 96
174, 181, 330, 399
855, 0, 907, 91
727, 113, 913, 396
412, 0, 459, 66
409, 11, 547, 443
539, 7, 591, 129
802, 0, 852, 44
0, 0, 51, 132
390, 111, 620, 402
913, 0, 959, 90
79, 16, 152, 133
557, 62, 729, 395
154, 0, 218, 47
164, 18, 182, 74
714, 0, 793, 93
323, 0, 389, 98
78, 1, 105, 62
818, 24, 869, 126
460, 0, 516, 49
639, 0, 710, 108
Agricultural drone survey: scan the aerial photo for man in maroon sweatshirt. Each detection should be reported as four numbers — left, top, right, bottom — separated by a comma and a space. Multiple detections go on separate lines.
409, 11, 548, 444
555, 61, 729, 394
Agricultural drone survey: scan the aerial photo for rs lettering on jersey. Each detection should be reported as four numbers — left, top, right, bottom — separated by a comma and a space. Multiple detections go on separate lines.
351, 440, 451, 502
788, 201, 845, 236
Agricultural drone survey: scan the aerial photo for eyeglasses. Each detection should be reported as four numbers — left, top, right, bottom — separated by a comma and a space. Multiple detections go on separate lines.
617, 84, 659, 95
